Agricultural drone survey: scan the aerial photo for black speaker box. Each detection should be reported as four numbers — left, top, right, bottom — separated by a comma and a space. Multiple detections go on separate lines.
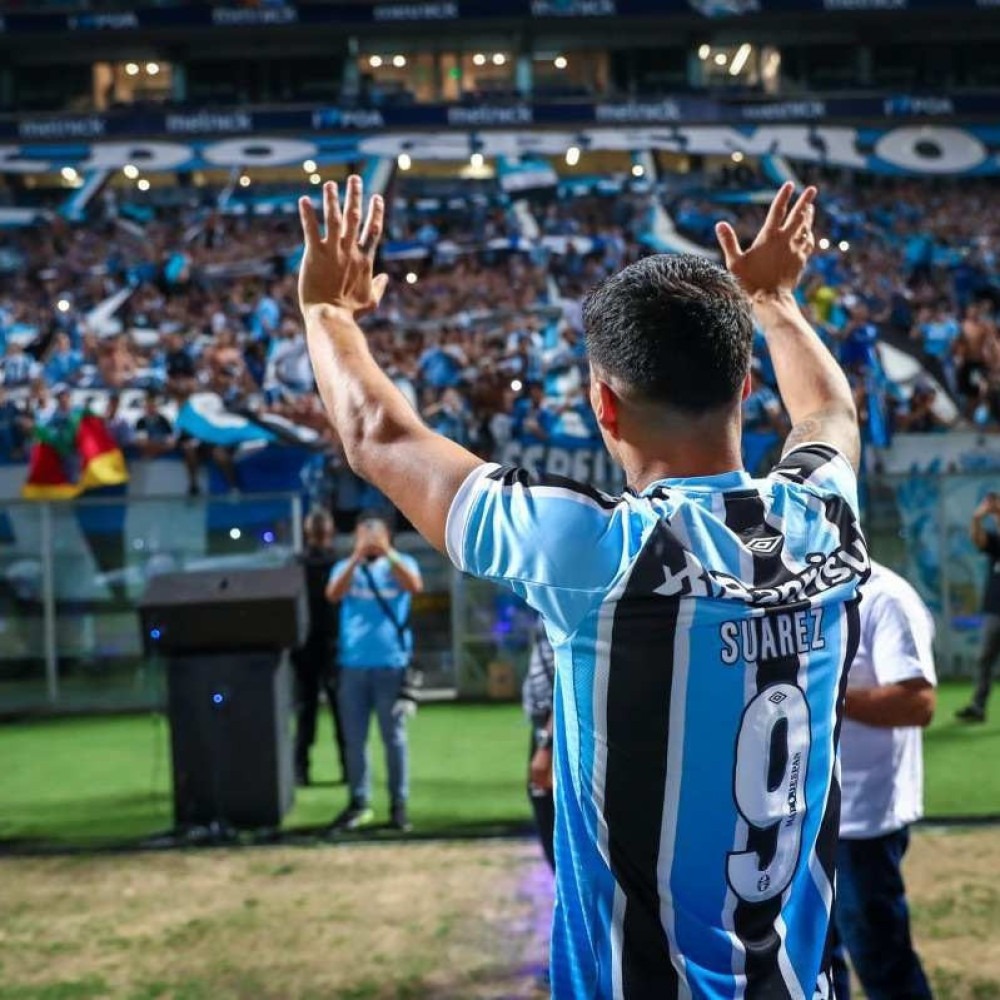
139, 565, 307, 653
166, 651, 294, 829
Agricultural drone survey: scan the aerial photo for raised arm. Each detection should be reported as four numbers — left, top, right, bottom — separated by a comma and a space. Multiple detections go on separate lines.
299, 177, 482, 555
971, 496, 996, 552
716, 183, 860, 471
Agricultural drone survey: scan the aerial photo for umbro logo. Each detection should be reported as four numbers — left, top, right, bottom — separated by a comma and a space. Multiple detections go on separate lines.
746, 536, 783, 555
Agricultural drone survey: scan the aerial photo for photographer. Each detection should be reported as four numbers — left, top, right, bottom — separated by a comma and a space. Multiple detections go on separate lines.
325, 512, 423, 832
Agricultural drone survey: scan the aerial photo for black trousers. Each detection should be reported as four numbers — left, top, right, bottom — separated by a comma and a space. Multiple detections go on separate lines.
528, 726, 555, 871
291, 635, 346, 780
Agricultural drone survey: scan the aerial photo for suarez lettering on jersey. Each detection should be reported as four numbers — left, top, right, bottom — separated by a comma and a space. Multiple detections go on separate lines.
719, 607, 826, 665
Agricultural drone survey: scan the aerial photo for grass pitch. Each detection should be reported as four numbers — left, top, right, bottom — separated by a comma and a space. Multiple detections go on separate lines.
0, 684, 998, 848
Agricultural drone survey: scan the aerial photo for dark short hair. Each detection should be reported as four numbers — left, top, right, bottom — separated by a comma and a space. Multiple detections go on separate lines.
583, 254, 754, 413
357, 509, 393, 531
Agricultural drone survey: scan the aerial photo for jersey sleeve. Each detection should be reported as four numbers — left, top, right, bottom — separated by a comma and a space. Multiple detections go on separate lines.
865, 591, 937, 688
445, 463, 635, 638
768, 442, 860, 518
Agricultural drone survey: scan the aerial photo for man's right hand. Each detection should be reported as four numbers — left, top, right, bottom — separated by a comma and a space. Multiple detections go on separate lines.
974, 496, 997, 519
715, 182, 817, 297
529, 747, 553, 793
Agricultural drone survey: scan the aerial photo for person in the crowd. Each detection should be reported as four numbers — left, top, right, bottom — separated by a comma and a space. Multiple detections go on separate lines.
833, 559, 937, 1000
133, 393, 176, 459
325, 511, 423, 832
300, 176, 865, 995
292, 508, 346, 787
957, 492, 1000, 722
522, 617, 556, 871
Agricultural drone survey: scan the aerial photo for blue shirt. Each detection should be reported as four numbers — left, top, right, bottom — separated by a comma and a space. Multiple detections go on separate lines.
332, 554, 421, 669
446, 445, 868, 998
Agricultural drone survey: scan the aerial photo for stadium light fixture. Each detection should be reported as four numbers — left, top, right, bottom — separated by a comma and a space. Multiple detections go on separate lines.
470, 152, 485, 168
57, 299, 71, 313
729, 44, 752, 77
473, 53, 486, 66
405, 272, 418, 285
146, 62, 160, 76
819, 237, 831, 250
303, 159, 317, 173
123, 164, 139, 179
229, 528, 242, 541
397, 152, 412, 170
60, 166, 78, 182
714, 52, 728, 66
554, 56, 568, 70
309, 173, 322, 185
393, 55, 407, 68
369, 55, 383, 68
631, 163, 645, 178
511, 379, 523, 392
698, 44, 711, 61
839, 240, 850, 253
239, 175, 251, 188
492, 53, 507, 66
731, 151, 745, 163
125, 62, 140, 76
137, 178, 150, 192
565, 146, 581, 166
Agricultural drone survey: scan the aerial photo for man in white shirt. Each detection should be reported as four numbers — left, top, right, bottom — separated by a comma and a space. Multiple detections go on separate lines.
833, 560, 937, 1000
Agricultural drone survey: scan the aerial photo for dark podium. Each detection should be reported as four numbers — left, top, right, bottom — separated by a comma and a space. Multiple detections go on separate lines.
139, 565, 307, 832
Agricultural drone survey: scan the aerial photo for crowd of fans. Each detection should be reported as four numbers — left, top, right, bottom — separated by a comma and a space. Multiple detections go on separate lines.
2, 169, 999, 495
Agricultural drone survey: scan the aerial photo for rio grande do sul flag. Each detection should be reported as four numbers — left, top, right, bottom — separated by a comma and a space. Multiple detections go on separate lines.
22, 412, 128, 500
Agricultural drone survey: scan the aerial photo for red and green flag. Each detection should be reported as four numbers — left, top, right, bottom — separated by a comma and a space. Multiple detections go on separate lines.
22, 410, 128, 500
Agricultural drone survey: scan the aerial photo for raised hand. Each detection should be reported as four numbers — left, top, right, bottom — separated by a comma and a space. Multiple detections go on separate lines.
715, 182, 817, 296
298, 175, 389, 317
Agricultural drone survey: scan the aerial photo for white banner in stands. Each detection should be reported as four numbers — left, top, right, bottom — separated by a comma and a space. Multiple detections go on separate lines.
3, 124, 1000, 174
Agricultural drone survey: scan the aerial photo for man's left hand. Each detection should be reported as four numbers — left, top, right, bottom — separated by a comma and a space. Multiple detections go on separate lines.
298, 175, 389, 318
529, 747, 553, 792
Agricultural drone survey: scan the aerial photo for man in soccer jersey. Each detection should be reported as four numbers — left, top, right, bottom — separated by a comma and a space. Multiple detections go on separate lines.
298, 176, 866, 998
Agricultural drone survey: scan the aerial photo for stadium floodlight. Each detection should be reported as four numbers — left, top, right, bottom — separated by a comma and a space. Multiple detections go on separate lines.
125, 62, 140, 76
470, 152, 485, 168
60, 166, 78, 182
554, 56, 568, 70
729, 44, 752, 77
819, 238, 831, 250
239, 175, 251, 188
303, 159, 317, 173
473, 53, 486, 66
57, 299, 71, 313
393, 55, 407, 68
492, 53, 506, 66
405, 272, 418, 285
123, 164, 139, 179
229, 528, 242, 541
397, 153, 412, 170
714, 52, 728, 66
511, 379, 523, 392
369, 55, 383, 68
565, 146, 581, 166
309, 173, 322, 185
731, 151, 745, 163
631, 163, 645, 178
137, 178, 150, 191
146, 62, 160, 76
839, 240, 850, 253
698, 44, 711, 60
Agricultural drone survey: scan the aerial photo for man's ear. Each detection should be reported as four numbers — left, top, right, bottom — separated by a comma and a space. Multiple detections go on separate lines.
741, 370, 753, 402
591, 378, 621, 439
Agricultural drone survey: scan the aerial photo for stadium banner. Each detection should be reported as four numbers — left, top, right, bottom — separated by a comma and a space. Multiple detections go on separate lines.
0, 0, 994, 35
5, 123, 1000, 176
495, 441, 627, 493
4, 93, 999, 144
881, 432, 1000, 476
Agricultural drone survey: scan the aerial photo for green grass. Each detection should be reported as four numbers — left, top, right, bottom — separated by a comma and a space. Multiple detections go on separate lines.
0, 683, 997, 847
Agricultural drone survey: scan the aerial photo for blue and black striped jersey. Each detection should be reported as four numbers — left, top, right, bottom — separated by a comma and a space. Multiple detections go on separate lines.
446, 443, 869, 1000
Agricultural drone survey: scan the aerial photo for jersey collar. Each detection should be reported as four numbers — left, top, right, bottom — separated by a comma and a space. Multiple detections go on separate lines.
637, 468, 752, 496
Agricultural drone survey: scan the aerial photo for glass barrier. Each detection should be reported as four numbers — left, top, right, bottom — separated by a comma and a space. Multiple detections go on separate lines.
0, 493, 303, 715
